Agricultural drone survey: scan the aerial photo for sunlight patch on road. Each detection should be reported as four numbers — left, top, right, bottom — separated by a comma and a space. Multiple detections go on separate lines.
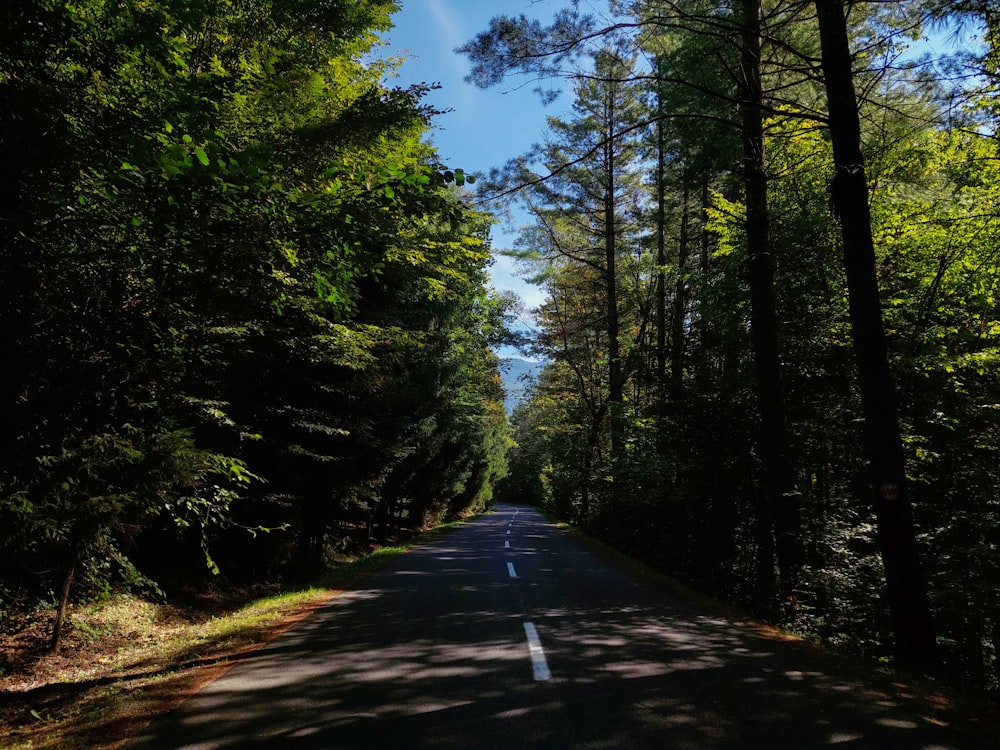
404, 699, 475, 716
874, 717, 920, 730
827, 733, 865, 744
599, 659, 673, 679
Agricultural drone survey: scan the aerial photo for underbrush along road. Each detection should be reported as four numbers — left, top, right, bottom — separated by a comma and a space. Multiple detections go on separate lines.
127, 503, 989, 749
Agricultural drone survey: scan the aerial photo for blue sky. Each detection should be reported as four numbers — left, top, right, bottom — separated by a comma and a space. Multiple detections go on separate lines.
379, 0, 573, 313
378, 2, 982, 336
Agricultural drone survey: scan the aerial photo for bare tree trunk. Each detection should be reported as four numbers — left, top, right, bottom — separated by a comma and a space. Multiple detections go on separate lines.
738, 0, 802, 603
813, 0, 940, 675
50, 554, 77, 653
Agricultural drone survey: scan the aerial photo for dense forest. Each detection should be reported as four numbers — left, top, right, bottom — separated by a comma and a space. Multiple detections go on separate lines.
471, 0, 1000, 689
0, 0, 511, 649
3, 0, 999, 696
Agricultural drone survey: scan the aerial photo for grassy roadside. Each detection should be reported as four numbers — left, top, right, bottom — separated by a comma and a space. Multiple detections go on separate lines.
0, 521, 468, 750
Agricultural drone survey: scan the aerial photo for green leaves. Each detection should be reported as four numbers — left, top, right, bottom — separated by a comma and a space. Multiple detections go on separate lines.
1, 0, 506, 616
441, 168, 475, 186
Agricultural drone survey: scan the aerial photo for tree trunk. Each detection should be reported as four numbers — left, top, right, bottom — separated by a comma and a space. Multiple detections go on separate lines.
604, 98, 625, 493
671, 173, 690, 402
696, 177, 713, 389
813, 0, 940, 675
376, 497, 392, 543
655, 111, 668, 393
299, 494, 328, 565
50, 554, 77, 653
738, 0, 801, 603
992, 618, 1000, 689
580, 413, 605, 524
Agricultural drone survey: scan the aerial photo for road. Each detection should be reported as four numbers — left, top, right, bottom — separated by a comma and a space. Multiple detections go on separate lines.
127, 503, 989, 749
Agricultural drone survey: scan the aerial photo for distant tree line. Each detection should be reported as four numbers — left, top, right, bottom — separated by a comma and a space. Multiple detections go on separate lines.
0, 0, 510, 648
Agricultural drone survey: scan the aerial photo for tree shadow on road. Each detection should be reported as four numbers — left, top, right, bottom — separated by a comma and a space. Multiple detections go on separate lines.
127, 510, 997, 749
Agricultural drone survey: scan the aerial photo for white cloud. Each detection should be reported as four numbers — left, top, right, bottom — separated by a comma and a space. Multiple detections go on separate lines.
489, 252, 548, 310
426, 0, 472, 82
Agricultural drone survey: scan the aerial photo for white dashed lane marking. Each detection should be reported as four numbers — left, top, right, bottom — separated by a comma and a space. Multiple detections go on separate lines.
523, 622, 552, 681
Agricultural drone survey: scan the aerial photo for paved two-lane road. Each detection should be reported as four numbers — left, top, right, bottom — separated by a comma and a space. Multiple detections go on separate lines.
128, 504, 989, 749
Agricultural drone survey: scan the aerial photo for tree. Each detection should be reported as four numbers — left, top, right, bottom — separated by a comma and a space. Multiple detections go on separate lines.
465, 0, 807, 598
487, 43, 650, 521
0, 0, 509, 644
811, 0, 940, 674
469, 0, 1000, 687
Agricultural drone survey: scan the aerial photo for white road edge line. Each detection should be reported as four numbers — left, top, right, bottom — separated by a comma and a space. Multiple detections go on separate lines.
523, 622, 552, 681
507, 562, 517, 577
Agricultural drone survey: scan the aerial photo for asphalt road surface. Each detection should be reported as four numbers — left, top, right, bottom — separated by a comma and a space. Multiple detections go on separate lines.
127, 503, 990, 749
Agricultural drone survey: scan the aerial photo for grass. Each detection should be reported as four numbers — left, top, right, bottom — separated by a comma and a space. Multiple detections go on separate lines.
0, 521, 468, 750
0, 588, 338, 749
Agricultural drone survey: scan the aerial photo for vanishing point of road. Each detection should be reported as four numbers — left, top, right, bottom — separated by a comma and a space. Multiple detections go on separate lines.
127, 503, 992, 749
